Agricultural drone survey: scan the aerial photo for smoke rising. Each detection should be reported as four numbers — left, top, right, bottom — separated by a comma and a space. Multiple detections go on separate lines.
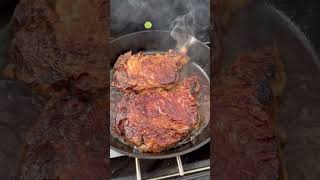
170, 0, 209, 50
111, 0, 210, 48
128, 0, 147, 9
169, 9, 195, 51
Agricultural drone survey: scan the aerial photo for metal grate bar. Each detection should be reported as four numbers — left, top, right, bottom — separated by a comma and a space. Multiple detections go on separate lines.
135, 156, 210, 180
176, 156, 185, 176
146, 166, 210, 180
135, 158, 142, 180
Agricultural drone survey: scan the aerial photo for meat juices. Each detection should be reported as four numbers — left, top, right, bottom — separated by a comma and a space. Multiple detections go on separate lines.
114, 77, 200, 153
112, 50, 188, 92
212, 48, 286, 180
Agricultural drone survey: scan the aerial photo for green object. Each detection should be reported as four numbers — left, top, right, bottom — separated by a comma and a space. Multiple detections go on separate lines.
144, 21, 152, 29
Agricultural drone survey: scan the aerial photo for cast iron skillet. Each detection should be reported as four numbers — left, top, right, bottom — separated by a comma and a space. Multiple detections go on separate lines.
109, 30, 210, 159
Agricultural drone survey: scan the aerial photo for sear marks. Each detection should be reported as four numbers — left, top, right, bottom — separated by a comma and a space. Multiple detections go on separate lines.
212, 48, 286, 180
114, 77, 200, 153
20, 95, 108, 180
2, 0, 108, 98
112, 50, 188, 93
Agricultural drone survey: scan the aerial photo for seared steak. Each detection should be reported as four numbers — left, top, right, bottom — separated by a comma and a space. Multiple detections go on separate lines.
212, 48, 286, 180
114, 77, 200, 153
2, 0, 108, 98
112, 50, 188, 93
20, 95, 108, 180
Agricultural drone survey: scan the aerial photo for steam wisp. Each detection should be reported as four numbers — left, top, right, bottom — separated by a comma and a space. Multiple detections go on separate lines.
169, 0, 209, 53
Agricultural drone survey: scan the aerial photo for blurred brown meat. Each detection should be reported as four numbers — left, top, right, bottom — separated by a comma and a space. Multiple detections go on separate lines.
218, 0, 251, 31
114, 77, 200, 153
212, 47, 286, 180
2, 0, 108, 98
112, 50, 188, 93
20, 95, 108, 180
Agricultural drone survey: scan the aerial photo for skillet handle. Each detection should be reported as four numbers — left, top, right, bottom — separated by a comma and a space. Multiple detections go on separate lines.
203, 42, 210, 47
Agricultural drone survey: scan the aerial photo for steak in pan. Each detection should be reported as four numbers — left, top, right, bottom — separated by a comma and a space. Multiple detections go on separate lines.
114, 76, 200, 153
2, 0, 108, 98
212, 47, 286, 180
20, 94, 108, 180
112, 50, 188, 93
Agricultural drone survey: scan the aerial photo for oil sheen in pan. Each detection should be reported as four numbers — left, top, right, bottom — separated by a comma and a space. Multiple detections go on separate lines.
110, 50, 210, 151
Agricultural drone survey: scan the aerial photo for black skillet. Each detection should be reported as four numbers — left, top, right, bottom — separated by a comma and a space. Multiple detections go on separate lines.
109, 30, 210, 159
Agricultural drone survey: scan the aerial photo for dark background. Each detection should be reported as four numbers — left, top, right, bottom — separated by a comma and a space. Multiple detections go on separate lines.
1, 0, 320, 53
269, 0, 320, 53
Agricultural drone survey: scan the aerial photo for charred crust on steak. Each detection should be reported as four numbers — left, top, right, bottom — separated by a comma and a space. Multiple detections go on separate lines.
212, 47, 286, 180
111, 50, 189, 93
3, 0, 108, 99
113, 77, 200, 153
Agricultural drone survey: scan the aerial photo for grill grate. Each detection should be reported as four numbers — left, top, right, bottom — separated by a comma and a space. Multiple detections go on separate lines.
135, 156, 210, 180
